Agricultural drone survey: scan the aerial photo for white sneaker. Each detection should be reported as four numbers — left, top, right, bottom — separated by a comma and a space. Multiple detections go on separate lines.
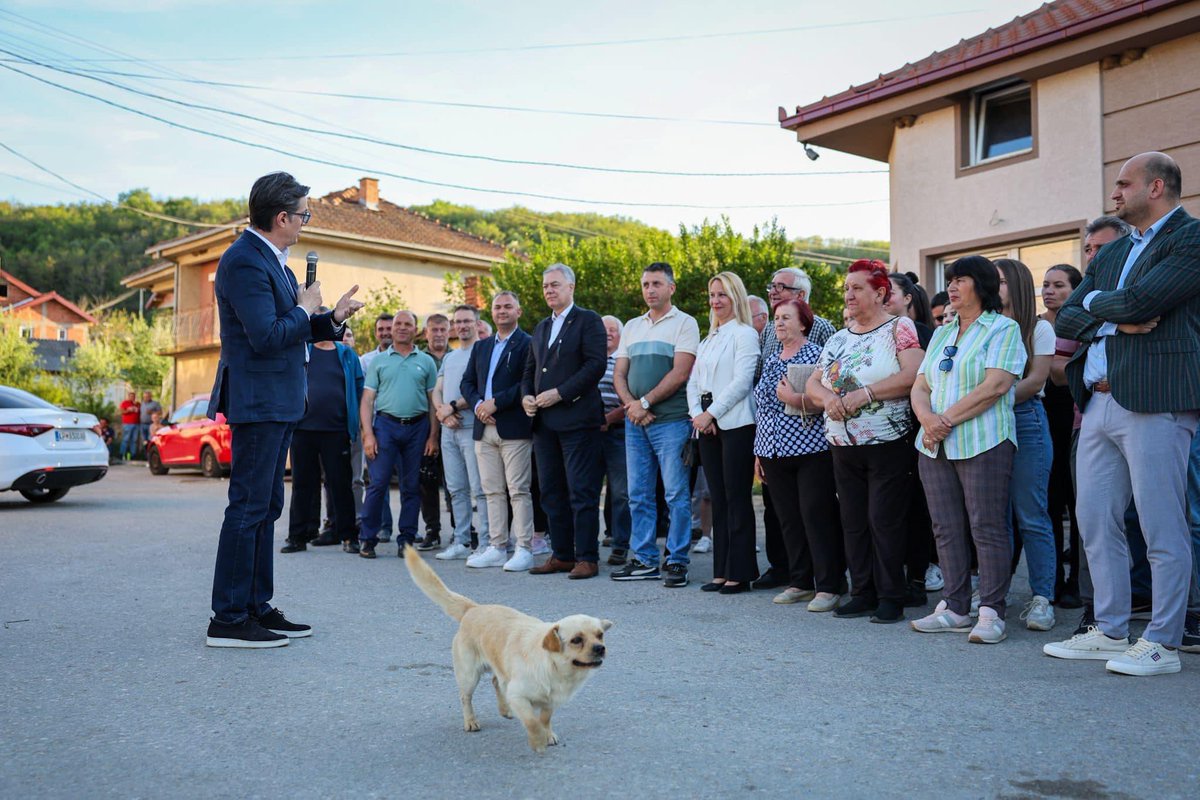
1043, 626, 1131, 660
1105, 637, 1181, 676
466, 546, 507, 568
692, 536, 712, 554
1021, 595, 1056, 631
910, 600, 972, 633
807, 592, 841, 613
530, 535, 552, 556
924, 564, 944, 592
435, 542, 471, 561
503, 548, 534, 572
968, 606, 1006, 644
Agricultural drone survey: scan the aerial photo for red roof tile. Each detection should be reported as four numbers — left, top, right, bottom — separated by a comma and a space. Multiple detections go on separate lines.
781, 0, 1189, 129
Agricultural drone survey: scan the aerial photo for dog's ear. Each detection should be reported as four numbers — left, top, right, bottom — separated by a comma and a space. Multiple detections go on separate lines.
600, 619, 614, 631
542, 625, 562, 653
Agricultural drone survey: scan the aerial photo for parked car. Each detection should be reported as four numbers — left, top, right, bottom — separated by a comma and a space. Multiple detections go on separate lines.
0, 385, 108, 503
146, 394, 231, 478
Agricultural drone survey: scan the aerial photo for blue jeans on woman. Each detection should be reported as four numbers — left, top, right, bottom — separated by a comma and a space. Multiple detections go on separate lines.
1010, 398, 1057, 600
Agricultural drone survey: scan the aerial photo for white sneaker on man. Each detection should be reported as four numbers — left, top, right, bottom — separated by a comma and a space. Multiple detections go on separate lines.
435, 542, 472, 561
1021, 595, 1056, 631
924, 564, 944, 592
466, 546, 508, 568
968, 606, 1006, 644
692, 536, 712, 554
910, 600, 972, 633
503, 548, 534, 572
1105, 638, 1182, 676
1043, 626, 1131, 660
530, 535, 552, 556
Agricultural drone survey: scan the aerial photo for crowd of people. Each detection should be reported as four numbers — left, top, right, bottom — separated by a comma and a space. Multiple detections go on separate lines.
278, 151, 1200, 677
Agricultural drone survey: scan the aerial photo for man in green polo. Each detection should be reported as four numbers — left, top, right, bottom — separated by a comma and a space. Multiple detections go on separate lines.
358, 310, 439, 558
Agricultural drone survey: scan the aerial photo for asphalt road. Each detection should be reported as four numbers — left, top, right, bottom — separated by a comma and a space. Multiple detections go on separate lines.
2, 465, 1197, 799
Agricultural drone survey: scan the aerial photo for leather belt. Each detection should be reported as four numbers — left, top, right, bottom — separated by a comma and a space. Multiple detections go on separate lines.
1091, 379, 1111, 394
378, 411, 426, 424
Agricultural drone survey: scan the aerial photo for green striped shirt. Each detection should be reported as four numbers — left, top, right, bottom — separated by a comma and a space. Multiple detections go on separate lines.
916, 311, 1026, 460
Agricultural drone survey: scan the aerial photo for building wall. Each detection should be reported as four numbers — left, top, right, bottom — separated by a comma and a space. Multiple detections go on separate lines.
6, 304, 90, 343
174, 350, 219, 408
889, 63, 1105, 286
1101, 31, 1200, 216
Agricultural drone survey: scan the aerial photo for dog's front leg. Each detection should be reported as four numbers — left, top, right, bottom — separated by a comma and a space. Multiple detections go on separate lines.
508, 697, 550, 753
492, 676, 513, 719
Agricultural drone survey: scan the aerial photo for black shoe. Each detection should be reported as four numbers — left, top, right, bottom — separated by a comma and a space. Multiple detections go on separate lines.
870, 599, 906, 624
1055, 590, 1083, 610
206, 618, 288, 649
607, 548, 628, 566
1181, 613, 1200, 654
718, 581, 751, 595
700, 581, 725, 592
342, 540, 360, 554
610, 559, 660, 581
280, 540, 307, 554
310, 533, 339, 547
397, 540, 414, 557
663, 563, 689, 588
359, 541, 377, 559
320, 518, 334, 536
691, 528, 703, 543
416, 536, 441, 552
834, 596, 878, 618
256, 608, 312, 639
1130, 596, 1153, 621
751, 573, 786, 590
378, 534, 392, 543
602, 536, 613, 547
1072, 604, 1096, 636
903, 580, 928, 608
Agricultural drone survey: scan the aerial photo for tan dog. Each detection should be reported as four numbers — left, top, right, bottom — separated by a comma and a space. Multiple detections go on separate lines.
404, 547, 612, 753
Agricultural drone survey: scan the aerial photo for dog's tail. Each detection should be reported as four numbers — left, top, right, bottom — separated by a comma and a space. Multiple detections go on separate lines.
404, 546, 476, 622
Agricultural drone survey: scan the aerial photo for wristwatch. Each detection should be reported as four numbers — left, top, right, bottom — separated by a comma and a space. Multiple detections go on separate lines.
639, 397, 651, 410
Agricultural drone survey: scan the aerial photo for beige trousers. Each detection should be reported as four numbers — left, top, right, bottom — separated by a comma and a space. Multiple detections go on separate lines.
474, 425, 533, 549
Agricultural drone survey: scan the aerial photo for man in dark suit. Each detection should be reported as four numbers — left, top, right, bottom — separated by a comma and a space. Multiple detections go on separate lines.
206, 172, 363, 649
1049, 152, 1200, 676
460, 291, 535, 570
521, 263, 607, 579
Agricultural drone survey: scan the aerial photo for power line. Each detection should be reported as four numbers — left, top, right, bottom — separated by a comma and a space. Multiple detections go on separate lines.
17, 9, 984, 62
1, 62, 889, 211
3, 49, 887, 179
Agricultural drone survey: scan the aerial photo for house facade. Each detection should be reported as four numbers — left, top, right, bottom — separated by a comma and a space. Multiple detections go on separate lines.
0, 267, 96, 346
125, 178, 508, 403
780, 0, 1200, 289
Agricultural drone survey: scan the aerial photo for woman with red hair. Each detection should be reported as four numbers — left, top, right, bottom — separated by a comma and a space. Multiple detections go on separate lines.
806, 259, 925, 623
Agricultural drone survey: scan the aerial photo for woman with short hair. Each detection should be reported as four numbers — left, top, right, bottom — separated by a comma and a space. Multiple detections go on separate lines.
909, 256, 1026, 644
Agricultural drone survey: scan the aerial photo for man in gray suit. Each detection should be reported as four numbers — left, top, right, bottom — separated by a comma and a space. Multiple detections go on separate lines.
1048, 152, 1200, 676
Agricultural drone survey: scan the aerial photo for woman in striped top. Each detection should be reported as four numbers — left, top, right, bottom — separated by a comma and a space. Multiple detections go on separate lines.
909, 255, 1027, 645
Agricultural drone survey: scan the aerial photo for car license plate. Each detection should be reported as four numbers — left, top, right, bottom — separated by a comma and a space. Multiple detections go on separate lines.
55, 429, 86, 442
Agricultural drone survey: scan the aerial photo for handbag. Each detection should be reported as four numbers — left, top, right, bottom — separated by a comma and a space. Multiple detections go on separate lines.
681, 433, 700, 469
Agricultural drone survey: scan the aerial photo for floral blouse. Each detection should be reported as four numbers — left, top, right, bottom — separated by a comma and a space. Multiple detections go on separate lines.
753, 342, 829, 458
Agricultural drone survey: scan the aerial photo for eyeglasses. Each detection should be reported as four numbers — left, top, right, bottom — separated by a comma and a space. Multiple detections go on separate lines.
938, 345, 958, 372
290, 209, 312, 225
766, 282, 800, 294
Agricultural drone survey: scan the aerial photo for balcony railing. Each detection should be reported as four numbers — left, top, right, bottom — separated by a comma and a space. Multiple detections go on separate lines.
174, 306, 219, 348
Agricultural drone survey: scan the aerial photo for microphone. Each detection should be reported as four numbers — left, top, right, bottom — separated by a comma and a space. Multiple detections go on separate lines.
305, 251, 318, 288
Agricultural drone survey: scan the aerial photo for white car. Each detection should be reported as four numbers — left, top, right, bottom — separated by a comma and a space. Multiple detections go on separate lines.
0, 385, 109, 503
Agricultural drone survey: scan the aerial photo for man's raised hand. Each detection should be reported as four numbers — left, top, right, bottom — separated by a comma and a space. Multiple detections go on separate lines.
333, 285, 365, 324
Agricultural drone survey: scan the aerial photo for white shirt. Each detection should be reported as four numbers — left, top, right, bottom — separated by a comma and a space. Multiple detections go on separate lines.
246, 226, 311, 320
686, 319, 760, 430
548, 303, 575, 346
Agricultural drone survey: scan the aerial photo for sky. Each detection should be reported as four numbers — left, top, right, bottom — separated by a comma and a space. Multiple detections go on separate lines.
0, 0, 1049, 242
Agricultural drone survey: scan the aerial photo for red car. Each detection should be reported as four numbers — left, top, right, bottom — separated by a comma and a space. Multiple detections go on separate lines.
146, 394, 231, 477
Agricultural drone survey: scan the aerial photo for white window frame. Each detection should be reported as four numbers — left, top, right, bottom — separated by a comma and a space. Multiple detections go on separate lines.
969, 82, 1033, 166
57, 327, 69, 341
18, 325, 33, 338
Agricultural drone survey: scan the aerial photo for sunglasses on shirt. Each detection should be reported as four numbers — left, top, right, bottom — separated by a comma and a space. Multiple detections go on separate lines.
938, 345, 958, 372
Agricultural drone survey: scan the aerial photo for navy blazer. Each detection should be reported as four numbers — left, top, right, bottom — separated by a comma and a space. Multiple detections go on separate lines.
208, 230, 341, 424
520, 305, 606, 432
461, 328, 533, 441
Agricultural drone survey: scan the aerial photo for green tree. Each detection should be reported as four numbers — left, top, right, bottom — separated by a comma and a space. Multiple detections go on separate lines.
62, 337, 122, 418
0, 316, 38, 389
348, 279, 407, 354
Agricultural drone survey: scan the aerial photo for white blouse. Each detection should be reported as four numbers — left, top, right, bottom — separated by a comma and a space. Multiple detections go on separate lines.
686, 319, 760, 430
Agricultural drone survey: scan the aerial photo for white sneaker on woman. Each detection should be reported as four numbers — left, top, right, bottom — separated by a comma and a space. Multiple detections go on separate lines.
910, 600, 972, 633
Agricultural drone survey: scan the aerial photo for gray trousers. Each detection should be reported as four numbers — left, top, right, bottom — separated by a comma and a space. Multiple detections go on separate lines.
1076, 392, 1197, 645
919, 441, 1015, 619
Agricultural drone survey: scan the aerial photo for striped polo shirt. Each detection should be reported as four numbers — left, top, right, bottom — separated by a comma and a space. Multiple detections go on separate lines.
916, 311, 1026, 460
614, 306, 700, 423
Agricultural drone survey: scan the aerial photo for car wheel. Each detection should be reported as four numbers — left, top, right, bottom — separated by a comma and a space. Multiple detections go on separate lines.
147, 447, 169, 475
20, 487, 70, 503
201, 446, 221, 478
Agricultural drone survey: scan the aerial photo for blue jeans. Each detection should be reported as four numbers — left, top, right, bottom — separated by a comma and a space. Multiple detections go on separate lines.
626, 419, 692, 567
1009, 399, 1056, 599
1187, 427, 1200, 614
211, 421, 294, 624
360, 415, 429, 544
119, 424, 138, 459
601, 426, 631, 550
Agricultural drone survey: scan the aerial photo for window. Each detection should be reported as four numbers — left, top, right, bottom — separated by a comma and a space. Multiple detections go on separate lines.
57, 327, 68, 341
968, 82, 1033, 166
934, 235, 1080, 314
172, 400, 197, 423
18, 325, 33, 338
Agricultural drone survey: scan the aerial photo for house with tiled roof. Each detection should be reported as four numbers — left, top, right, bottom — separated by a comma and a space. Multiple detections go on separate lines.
1, 267, 97, 366
780, 0, 1200, 287
125, 178, 509, 402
